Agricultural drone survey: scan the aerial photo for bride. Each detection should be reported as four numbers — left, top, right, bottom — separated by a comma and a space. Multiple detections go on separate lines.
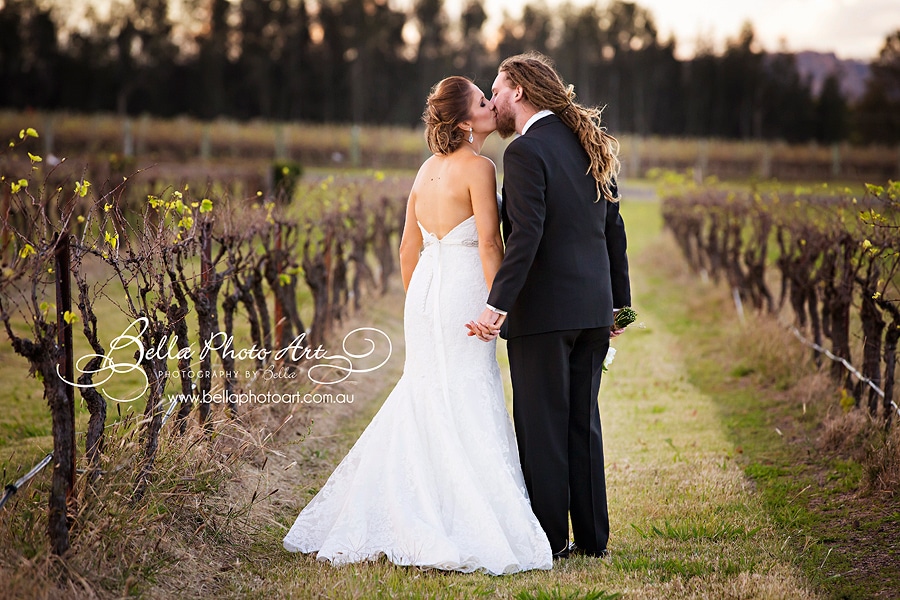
282, 76, 553, 575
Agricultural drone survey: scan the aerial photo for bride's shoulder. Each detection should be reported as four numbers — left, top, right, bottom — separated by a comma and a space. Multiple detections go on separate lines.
459, 152, 497, 175
465, 155, 497, 189
412, 154, 441, 181
475, 154, 498, 171
417, 153, 442, 171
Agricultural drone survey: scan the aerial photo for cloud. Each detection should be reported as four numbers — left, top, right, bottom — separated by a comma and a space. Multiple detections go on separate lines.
629, 0, 899, 60
810, 0, 900, 58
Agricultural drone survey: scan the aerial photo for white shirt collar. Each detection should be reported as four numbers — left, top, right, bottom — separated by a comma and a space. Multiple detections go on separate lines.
521, 109, 554, 135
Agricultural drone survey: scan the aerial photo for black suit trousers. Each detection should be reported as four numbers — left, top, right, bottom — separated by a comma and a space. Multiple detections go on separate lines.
507, 326, 611, 555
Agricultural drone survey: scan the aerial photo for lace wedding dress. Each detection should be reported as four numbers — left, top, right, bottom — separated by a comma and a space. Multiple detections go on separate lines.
283, 214, 552, 575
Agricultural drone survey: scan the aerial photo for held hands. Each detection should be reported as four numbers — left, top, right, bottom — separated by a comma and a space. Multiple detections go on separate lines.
466, 306, 634, 341
466, 308, 506, 342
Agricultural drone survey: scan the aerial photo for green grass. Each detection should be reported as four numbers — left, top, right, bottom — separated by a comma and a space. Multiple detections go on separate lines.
515, 591, 622, 600
632, 223, 900, 598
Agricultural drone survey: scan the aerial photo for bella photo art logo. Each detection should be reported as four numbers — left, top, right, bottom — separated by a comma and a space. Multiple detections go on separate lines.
56, 317, 392, 403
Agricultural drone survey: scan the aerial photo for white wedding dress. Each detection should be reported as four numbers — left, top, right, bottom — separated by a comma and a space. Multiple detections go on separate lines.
283, 214, 552, 575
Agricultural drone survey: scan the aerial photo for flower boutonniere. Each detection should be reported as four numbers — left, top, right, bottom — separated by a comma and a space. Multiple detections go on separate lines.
614, 307, 637, 330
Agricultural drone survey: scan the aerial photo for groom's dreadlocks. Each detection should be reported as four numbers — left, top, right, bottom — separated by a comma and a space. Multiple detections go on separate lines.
499, 52, 620, 202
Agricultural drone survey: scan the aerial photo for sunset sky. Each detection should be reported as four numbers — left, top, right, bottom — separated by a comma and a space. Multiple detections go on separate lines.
54, 0, 900, 62
612, 0, 898, 59
472, 0, 900, 60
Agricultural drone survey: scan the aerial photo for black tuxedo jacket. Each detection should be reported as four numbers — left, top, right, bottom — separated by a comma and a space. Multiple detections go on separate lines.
487, 114, 631, 339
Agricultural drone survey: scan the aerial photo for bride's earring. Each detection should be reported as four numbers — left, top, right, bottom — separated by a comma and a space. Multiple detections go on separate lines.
468, 128, 474, 144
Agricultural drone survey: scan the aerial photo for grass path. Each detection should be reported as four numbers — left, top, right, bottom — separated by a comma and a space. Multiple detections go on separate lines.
595, 200, 814, 598
213, 195, 821, 599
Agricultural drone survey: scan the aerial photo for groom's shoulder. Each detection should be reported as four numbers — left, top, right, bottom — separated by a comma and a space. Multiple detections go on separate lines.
528, 112, 563, 132
520, 115, 568, 147
505, 131, 540, 156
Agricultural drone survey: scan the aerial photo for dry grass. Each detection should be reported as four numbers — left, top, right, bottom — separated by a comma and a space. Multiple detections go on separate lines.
721, 270, 900, 496
0, 412, 269, 598
820, 410, 900, 493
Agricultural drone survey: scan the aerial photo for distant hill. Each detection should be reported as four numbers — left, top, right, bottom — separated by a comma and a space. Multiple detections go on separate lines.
794, 51, 870, 103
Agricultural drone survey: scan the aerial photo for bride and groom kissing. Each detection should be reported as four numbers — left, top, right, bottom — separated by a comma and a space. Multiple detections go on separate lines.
283, 51, 631, 575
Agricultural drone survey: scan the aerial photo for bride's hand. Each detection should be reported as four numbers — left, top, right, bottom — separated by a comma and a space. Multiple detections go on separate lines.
466, 308, 505, 341
466, 320, 499, 341
609, 327, 626, 339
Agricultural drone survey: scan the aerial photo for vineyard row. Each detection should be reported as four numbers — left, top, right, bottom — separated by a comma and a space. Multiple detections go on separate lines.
1, 129, 410, 555
661, 179, 900, 424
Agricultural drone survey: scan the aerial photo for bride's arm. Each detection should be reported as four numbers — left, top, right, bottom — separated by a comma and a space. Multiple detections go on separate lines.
471, 156, 504, 290
399, 189, 423, 293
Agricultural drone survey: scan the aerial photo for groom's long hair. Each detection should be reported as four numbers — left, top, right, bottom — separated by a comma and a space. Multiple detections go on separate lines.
499, 52, 620, 202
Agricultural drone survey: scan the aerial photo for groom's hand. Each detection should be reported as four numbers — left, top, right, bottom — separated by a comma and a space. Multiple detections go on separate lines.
466, 308, 506, 342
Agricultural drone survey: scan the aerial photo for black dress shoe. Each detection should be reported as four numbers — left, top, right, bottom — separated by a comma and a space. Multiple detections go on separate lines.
569, 542, 608, 558
552, 542, 571, 560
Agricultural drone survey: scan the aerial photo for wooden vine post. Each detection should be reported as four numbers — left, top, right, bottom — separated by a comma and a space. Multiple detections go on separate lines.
274, 223, 284, 362
53, 230, 76, 554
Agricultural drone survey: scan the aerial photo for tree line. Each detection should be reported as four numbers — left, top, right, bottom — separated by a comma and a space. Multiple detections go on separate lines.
1, 0, 899, 144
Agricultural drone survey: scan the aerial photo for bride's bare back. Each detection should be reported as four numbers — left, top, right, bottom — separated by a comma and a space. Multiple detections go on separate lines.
399, 146, 503, 294
411, 151, 481, 237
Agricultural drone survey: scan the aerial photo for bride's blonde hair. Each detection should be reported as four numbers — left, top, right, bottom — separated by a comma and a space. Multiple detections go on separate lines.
422, 76, 474, 156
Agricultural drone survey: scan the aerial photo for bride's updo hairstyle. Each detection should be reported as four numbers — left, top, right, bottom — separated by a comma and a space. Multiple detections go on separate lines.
423, 76, 474, 156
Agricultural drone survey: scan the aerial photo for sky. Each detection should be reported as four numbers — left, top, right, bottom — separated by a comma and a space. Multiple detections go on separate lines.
612, 0, 900, 60
460, 0, 900, 61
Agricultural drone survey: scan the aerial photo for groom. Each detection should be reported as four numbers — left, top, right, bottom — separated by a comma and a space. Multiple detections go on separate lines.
472, 52, 631, 559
